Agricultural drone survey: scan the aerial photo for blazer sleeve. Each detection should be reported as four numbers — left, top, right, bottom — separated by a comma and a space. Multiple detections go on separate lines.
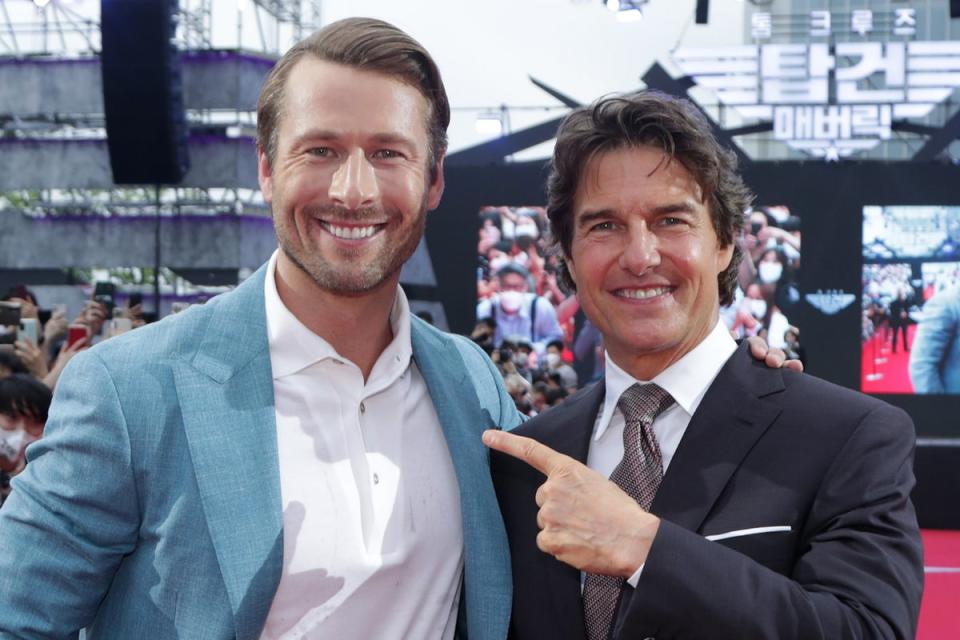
619, 402, 923, 640
453, 335, 525, 432
909, 291, 956, 393
0, 351, 140, 638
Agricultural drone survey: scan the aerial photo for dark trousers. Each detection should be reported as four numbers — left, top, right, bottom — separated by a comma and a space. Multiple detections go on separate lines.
891, 323, 909, 353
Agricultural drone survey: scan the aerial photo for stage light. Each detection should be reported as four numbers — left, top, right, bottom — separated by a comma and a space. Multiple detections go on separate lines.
605, 0, 646, 22
33, 0, 52, 7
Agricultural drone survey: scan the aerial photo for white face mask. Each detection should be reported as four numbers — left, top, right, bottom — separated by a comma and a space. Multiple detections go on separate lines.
499, 290, 524, 314
513, 352, 529, 367
0, 428, 26, 462
545, 352, 562, 369
758, 262, 783, 284
748, 299, 768, 319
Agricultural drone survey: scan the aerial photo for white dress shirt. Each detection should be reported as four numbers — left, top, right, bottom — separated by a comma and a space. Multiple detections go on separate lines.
260, 252, 463, 639
586, 319, 737, 586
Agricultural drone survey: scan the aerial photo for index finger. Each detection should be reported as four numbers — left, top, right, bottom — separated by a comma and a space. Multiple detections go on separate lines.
483, 430, 570, 476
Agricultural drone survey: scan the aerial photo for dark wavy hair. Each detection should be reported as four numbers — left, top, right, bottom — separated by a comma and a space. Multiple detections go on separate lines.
545, 90, 752, 306
257, 17, 450, 179
0, 373, 52, 423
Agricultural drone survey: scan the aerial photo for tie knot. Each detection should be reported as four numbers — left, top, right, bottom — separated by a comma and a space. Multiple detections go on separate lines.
617, 383, 675, 425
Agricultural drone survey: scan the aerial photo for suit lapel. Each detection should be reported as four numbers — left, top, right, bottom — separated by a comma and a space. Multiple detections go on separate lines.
652, 342, 784, 533
529, 383, 605, 640
411, 322, 511, 640
173, 267, 283, 640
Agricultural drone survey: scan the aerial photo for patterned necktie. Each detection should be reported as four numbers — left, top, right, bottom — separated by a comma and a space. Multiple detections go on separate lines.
582, 383, 675, 640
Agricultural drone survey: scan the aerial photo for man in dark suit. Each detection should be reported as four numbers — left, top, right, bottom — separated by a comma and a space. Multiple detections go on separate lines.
486, 91, 923, 639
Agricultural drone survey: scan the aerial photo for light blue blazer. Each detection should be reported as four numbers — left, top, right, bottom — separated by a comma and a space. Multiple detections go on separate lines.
0, 265, 522, 639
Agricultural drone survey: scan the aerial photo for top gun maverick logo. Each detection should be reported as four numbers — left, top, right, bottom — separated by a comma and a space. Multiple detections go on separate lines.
672, 8, 960, 160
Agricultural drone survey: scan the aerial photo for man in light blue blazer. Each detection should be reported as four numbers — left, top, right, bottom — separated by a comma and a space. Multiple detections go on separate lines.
0, 17, 520, 639
909, 284, 960, 393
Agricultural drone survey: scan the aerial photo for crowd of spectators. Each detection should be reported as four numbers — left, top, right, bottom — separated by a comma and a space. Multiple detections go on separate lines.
0, 284, 153, 504
720, 205, 803, 358
863, 206, 960, 261
475, 206, 588, 416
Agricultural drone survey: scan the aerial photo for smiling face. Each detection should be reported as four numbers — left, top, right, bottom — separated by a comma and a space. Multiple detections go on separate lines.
566, 145, 733, 379
258, 57, 444, 298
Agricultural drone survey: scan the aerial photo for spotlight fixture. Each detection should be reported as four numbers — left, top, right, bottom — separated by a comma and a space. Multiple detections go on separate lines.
33, 0, 52, 7
605, 0, 648, 22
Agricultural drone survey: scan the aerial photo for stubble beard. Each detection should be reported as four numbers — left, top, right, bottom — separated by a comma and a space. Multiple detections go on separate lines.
277, 199, 429, 296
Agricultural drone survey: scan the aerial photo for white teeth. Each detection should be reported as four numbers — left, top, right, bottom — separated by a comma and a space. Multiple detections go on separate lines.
322, 223, 380, 239
617, 287, 669, 299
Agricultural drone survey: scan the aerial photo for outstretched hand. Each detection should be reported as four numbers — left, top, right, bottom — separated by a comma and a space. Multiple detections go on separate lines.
484, 430, 659, 577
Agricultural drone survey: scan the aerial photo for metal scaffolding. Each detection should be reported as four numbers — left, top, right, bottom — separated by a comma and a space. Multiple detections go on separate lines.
0, 0, 324, 58
0, 0, 325, 218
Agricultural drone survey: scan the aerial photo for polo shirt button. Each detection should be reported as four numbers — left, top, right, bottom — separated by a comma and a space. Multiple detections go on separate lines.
360, 402, 366, 414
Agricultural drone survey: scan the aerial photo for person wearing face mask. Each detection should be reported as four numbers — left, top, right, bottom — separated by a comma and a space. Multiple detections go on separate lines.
476, 262, 564, 358
542, 339, 578, 391
0, 374, 51, 505
738, 283, 791, 349
756, 247, 802, 315
756, 248, 785, 285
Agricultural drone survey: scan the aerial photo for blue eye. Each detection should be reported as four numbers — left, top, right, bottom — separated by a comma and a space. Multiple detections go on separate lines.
308, 147, 332, 157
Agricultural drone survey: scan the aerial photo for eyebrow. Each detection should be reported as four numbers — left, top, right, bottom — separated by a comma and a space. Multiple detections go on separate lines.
576, 201, 699, 228
292, 129, 418, 149
576, 209, 615, 229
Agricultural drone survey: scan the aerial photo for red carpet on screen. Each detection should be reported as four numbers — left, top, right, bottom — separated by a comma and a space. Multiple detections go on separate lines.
918, 530, 960, 638
861, 326, 918, 394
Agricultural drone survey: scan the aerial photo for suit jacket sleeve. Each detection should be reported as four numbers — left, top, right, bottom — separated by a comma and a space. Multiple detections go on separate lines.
618, 401, 922, 640
453, 334, 524, 432
0, 350, 139, 637
909, 290, 956, 393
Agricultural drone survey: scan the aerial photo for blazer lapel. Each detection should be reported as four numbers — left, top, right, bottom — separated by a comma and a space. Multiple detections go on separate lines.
411, 322, 511, 640
652, 342, 784, 533
173, 267, 283, 640
530, 383, 605, 640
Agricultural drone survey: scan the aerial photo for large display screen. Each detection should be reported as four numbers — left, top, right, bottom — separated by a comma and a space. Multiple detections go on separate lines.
861, 206, 960, 395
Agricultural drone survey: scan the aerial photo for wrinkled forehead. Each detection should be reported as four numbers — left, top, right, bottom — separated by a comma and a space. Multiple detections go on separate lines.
575, 145, 704, 207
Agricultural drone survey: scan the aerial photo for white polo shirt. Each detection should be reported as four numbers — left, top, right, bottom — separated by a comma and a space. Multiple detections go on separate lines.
261, 252, 463, 639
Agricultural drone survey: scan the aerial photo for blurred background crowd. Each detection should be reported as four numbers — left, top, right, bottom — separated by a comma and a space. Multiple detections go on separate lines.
0, 285, 155, 503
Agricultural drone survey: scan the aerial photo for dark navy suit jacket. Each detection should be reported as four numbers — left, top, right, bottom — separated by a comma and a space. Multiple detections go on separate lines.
493, 342, 923, 640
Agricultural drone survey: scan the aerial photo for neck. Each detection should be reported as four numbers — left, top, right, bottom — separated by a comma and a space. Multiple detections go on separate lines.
274, 253, 397, 381
611, 319, 719, 382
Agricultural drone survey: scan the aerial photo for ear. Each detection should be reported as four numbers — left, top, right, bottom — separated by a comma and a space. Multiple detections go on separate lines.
716, 241, 734, 273
257, 147, 273, 204
565, 255, 579, 290
426, 152, 446, 211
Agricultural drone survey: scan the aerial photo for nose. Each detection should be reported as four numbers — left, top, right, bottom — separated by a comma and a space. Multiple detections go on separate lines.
619, 222, 660, 275
328, 148, 379, 210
